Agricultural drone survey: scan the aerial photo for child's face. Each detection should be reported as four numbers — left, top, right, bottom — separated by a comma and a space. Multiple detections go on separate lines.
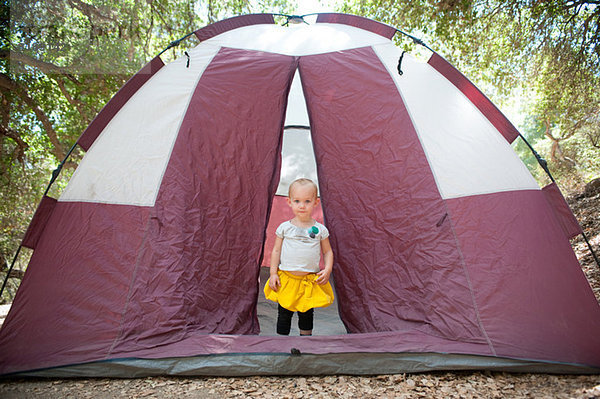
287, 184, 319, 220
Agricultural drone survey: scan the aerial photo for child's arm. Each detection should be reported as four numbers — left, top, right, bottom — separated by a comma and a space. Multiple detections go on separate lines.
316, 237, 333, 285
269, 236, 283, 291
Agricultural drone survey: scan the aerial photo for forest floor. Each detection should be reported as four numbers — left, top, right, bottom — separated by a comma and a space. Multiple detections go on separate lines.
1, 186, 599, 398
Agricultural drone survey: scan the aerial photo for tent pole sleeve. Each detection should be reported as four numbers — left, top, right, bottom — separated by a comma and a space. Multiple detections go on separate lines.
0, 245, 22, 300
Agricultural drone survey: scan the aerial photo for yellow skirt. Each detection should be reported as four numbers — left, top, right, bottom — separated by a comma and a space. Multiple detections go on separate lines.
264, 270, 334, 313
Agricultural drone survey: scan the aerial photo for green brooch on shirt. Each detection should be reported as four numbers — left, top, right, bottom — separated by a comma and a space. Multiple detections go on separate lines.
308, 226, 319, 238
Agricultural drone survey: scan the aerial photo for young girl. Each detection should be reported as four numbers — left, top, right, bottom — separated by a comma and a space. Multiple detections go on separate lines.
264, 178, 334, 336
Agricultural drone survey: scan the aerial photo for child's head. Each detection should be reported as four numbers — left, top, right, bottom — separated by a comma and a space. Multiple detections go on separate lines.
288, 178, 318, 199
287, 178, 319, 220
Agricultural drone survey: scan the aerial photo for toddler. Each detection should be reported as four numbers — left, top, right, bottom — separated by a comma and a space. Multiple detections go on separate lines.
264, 178, 334, 336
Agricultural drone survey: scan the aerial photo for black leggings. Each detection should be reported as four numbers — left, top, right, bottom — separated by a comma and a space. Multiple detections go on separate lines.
276, 305, 314, 335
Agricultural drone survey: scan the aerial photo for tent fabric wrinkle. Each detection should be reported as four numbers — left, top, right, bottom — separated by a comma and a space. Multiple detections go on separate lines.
299, 47, 485, 342
106, 47, 298, 355
1, 14, 599, 377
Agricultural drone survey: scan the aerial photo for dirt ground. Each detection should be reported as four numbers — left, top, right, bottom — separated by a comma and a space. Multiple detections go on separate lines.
0, 372, 599, 398
1, 185, 599, 398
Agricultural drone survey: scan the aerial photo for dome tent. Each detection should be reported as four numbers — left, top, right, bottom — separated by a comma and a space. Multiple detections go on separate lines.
1, 13, 599, 376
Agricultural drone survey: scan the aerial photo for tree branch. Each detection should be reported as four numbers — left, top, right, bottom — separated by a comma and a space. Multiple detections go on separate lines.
544, 117, 578, 167
66, 0, 117, 23
0, 74, 65, 161
544, 118, 561, 164
0, 262, 24, 281
54, 77, 90, 124
586, 130, 600, 149
0, 50, 79, 84
0, 124, 30, 164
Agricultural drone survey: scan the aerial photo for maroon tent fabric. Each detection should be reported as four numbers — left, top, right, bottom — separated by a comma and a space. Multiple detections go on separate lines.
300, 47, 488, 344
21, 195, 57, 249
542, 182, 583, 239
0, 48, 298, 372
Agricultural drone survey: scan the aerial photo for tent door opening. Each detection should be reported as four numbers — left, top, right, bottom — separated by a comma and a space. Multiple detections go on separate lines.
256, 125, 346, 336
256, 68, 346, 335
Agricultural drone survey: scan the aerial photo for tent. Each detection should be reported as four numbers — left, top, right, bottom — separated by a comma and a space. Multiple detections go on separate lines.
1, 13, 599, 377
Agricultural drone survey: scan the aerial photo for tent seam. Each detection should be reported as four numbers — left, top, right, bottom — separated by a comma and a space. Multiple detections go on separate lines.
298, 55, 380, 332
148, 47, 223, 208
444, 207, 497, 356
106, 213, 154, 358
371, 44, 493, 343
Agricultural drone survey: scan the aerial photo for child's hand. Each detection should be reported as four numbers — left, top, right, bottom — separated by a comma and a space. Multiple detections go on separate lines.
316, 269, 331, 285
269, 274, 281, 292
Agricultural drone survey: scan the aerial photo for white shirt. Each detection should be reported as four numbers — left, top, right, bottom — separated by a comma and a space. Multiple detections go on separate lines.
276, 220, 329, 273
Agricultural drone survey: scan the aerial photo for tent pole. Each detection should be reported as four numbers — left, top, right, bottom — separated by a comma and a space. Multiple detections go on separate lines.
582, 232, 600, 270
517, 133, 555, 183
0, 246, 22, 300
394, 29, 434, 52
1, 142, 78, 302
157, 31, 196, 57
44, 142, 78, 197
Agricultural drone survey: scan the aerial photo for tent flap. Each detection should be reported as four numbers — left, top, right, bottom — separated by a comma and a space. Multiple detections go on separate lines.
299, 47, 487, 343
542, 182, 583, 239
21, 195, 57, 249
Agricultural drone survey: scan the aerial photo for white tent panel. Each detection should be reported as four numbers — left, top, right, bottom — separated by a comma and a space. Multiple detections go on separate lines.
373, 43, 539, 199
276, 128, 320, 197
284, 69, 310, 127
59, 46, 221, 206
204, 23, 390, 56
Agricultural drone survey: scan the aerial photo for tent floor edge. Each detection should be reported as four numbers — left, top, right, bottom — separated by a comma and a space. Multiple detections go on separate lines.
4, 352, 599, 378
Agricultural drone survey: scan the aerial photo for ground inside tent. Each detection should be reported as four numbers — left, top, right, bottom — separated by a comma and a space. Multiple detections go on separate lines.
257, 266, 346, 336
